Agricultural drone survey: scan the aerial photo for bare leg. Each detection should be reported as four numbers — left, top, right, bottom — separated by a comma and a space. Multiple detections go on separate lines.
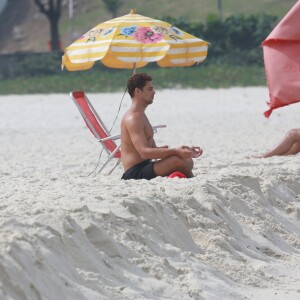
153, 155, 194, 178
285, 142, 300, 155
261, 129, 300, 158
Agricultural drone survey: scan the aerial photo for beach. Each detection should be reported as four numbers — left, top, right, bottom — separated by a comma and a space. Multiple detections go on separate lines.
0, 87, 300, 300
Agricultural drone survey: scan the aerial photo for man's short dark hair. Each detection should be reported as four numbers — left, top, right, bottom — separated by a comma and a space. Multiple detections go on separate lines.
127, 73, 152, 98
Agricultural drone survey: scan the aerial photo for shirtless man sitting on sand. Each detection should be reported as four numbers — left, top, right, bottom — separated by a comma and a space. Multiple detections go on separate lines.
121, 73, 203, 180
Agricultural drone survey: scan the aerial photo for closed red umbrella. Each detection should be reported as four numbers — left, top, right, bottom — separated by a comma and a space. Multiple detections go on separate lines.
263, 1, 300, 117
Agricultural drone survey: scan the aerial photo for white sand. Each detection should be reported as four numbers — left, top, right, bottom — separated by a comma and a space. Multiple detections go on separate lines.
0, 87, 300, 300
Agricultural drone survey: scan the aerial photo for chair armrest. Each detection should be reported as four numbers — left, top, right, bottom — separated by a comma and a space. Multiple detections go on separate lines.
152, 124, 166, 133
99, 134, 121, 142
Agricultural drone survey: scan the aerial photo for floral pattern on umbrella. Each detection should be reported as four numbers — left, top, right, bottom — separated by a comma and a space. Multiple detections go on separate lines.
133, 27, 163, 44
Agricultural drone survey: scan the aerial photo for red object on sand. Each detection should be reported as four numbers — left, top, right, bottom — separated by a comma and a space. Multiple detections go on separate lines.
168, 171, 187, 179
262, 1, 300, 117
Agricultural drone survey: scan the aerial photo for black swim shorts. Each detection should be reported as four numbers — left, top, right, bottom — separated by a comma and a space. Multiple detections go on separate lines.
121, 160, 156, 180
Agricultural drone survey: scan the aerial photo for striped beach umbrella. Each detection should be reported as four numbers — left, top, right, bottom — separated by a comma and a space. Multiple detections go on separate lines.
62, 10, 209, 71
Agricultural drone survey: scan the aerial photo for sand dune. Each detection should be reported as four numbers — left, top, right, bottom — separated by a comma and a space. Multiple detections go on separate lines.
0, 88, 300, 299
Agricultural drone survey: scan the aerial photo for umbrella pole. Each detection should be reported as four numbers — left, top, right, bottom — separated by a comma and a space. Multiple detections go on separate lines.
132, 62, 136, 75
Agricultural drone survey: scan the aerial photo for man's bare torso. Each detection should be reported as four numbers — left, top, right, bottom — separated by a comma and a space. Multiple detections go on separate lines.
121, 111, 155, 171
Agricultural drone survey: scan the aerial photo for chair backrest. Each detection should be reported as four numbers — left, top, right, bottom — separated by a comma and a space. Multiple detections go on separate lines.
71, 91, 121, 158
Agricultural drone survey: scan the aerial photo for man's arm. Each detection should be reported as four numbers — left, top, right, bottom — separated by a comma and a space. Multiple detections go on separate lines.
151, 141, 168, 149
126, 116, 192, 160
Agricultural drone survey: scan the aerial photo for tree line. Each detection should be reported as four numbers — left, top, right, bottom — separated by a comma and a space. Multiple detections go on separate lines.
34, 0, 278, 62
161, 14, 278, 65
8, 1, 279, 78
8, 13, 278, 78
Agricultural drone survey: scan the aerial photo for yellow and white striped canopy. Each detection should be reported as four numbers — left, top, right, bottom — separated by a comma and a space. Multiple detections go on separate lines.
62, 10, 209, 71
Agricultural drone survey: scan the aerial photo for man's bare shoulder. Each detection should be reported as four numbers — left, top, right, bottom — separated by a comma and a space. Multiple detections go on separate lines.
122, 110, 145, 127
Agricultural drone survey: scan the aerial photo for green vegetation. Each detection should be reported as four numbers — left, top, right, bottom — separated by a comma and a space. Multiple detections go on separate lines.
0, 63, 266, 94
60, 0, 294, 36
0, 12, 276, 94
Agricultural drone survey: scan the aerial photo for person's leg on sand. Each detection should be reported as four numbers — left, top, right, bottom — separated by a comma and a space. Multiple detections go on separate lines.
257, 128, 300, 158
285, 141, 300, 155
